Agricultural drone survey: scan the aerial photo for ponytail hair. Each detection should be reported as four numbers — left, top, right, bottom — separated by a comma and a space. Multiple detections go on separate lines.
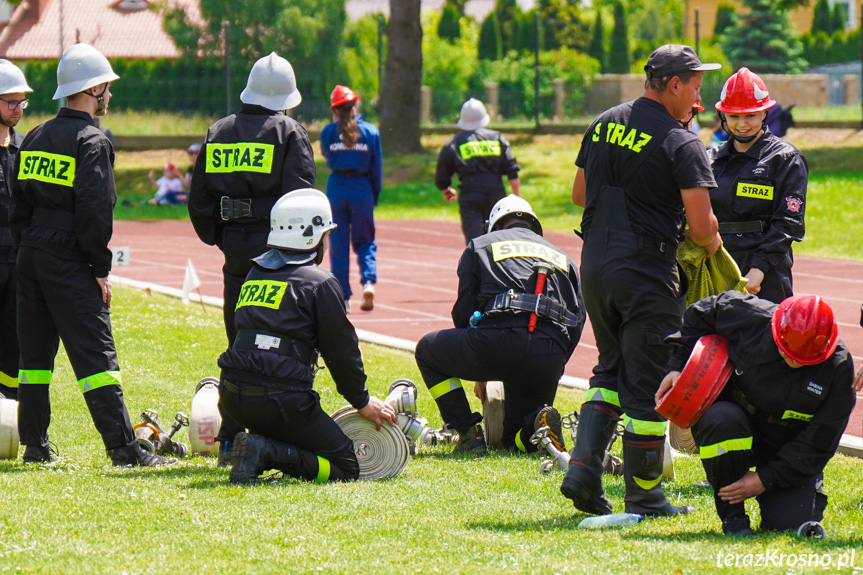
336, 102, 360, 148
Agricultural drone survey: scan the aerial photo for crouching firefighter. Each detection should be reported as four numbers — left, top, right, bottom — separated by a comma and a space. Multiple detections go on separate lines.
415, 196, 585, 454
658, 292, 855, 535
219, 189, 397, 485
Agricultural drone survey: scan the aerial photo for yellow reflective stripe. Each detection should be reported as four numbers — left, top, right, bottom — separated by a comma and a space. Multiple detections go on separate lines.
205, 142, 274, 174
0, 371, 18, 388
19, 369, 52, 384
490, 241, 569, 272
584, 387, 620, 407
782, 410, 813, 422
515, 429, 527, 453
235, 280, 288, 310
735, 182, 773, 200
79, 371, 122, 393
315, 456, 331, 483
429, 378, 462, 400
622, 415, 667, 436
699, 436, 753, 460
458, 140, 501, 160
19, 151, 76, 187
633, 475, 662, 490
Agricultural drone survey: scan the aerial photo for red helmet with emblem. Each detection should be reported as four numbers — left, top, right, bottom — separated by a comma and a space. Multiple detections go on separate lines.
693, 100, 704, 113
771, 295, 839, 365
715, 67, 776, 114
330, 85, 358, 110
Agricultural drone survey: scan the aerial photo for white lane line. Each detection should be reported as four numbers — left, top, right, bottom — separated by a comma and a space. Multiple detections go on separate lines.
795, 271, 863, 285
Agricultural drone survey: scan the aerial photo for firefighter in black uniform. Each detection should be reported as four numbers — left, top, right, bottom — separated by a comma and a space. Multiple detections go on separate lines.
709, 67, 808, 303
220, 189, 397, 484
189, 52, 316, 461
560, 44, 721, 517
415, 196, 585, 454
658, 292, 855, 535
435, 98, 521, 244
0, 60, 32, 400
10, 44, 174, 466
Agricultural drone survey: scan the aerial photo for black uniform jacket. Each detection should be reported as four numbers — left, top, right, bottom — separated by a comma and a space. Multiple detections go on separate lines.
667, 291, 855, 491
189, 104, 316, 247
10, 108, 115, 277
218, 257, 370, 410
0, 128, 24, 264
576, 97, 716, 241
453, 225, 585, 356
708, 130, 807, 273
435, 127, 520, 194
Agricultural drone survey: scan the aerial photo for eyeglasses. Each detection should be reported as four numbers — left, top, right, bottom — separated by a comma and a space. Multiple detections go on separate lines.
0, 98, 28, 110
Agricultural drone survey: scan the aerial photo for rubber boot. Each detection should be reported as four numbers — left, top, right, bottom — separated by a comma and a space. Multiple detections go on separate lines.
623, 435, 695, 517
17, 383, 51, 451
109, 442, 177, 467
230, 432, 299, 485
560, 404, 620, 515
83, 385, 136, 452
22, 444, 55, 463
715, 496, 755, 536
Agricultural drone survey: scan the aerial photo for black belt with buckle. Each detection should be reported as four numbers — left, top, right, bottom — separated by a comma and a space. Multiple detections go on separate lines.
222, 380, 288, 397
332, 169, 369, 178
220, 196, 277, 221
719, 221, 764, 234
489, 290, 581, 328
234, 328, 317, 367
731, 389, 806, 428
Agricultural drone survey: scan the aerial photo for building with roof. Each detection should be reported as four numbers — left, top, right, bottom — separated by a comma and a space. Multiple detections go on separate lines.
0, 0, 202, 60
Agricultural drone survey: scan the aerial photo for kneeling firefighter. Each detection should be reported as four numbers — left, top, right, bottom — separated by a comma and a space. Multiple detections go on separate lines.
219, 189, 397, 484
415, 195, 585, 454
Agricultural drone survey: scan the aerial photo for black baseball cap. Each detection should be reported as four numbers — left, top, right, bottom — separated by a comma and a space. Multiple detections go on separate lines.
644, 44, 720, 79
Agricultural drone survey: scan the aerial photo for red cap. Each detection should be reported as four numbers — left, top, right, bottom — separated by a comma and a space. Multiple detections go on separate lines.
165, 162, 176, 171
772, 295, 839, 365
715, 67, 776, 114
330, 85, 358, 110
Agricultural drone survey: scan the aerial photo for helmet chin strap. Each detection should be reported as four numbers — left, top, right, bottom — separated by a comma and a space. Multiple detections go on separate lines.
86, 84, 109, 116
719, 112, 766, 144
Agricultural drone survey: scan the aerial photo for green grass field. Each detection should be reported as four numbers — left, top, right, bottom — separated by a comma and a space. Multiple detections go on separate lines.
2, 287, 862, 574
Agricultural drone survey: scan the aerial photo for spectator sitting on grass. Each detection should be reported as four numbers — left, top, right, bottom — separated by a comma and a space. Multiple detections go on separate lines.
148, 162, 188, 205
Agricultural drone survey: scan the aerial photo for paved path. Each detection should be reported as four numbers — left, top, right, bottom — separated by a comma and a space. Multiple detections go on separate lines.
111, 219, 863, 437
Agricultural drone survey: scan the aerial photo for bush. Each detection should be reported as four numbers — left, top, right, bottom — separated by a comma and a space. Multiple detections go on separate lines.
423, 11, 480, 121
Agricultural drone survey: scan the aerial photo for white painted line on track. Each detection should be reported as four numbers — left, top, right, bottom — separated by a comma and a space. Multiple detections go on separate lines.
795, 271, 863, 284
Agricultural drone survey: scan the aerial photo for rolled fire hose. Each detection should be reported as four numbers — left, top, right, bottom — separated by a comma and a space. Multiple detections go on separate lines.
668, 423, 698, 454
332, 406, 409, 480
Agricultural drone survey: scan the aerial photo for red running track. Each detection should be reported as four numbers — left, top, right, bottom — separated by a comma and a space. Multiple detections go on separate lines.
111, 219, 863, 437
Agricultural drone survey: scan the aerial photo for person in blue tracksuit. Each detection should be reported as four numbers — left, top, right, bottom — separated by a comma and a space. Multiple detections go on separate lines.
320, 85, 383, 313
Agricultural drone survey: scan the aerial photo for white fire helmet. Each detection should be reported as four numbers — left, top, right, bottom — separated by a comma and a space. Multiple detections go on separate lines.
267, 189, 337, 251
458, 98, 490, 131
487, 195, 542, 235
53, 43, 119, 100
0, 60, 32, 96
240, 52, 302, 111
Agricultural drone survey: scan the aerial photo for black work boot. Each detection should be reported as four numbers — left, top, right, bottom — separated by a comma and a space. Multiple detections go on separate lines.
453, 424, 487, 454
534, 405, 565, 452
230, 432, 298, 484
622, 435, 695, 517
22, 444, 56, 464
560, 404, 619, 515
109, 442, 178, 467
716, 497, 755, 536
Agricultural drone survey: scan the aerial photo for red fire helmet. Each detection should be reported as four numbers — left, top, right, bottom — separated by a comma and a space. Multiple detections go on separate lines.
715, 67, 776, 114
330, 85, 358, 110
771, 295, 839, 365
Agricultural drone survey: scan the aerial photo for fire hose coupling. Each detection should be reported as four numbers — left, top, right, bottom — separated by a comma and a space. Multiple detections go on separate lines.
133, 409, 190, 457
531, 425, 570, 473
419, 426, 458, 446
385, 378, 418, 417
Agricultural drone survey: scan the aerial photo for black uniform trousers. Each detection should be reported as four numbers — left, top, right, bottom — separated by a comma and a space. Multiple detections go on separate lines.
726, 246, 793, 304
459, 191, 505, 244
415, 322, 567, 451
16, 246, 134, 450
221, 384, 359, 482
217, 225, 270, 445
0, 260, 18, 399
693, 401, 826, 531
581, 228, 684, 426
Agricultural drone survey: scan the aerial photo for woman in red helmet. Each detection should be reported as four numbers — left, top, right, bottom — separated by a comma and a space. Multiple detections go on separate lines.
708, 68, 808, 303
320, 85, 383, 313
658, 292, 855, 536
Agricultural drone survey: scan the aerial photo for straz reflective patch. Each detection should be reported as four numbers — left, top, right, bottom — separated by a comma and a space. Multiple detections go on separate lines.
781, 410, 813, 422
591, 122, 652, 152
490, 240, 568, 272
205, 143, 274, 174
235, 280, 288, 310
19, 151, 75, 187
736, 182, 773, 200
459, 140, 500, 160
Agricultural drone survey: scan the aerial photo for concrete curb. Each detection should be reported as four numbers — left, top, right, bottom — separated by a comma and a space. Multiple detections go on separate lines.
111, 273, 863, 459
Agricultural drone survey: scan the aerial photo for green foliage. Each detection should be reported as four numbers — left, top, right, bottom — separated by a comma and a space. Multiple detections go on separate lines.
495, 0, 521, 53
607, 0, 630, 74
812, 0, 831, 35
340, 15, 387, 114
536, 0, 591, 52
445, 0, 468, 16
587, 11, 606, 73
478, 11, 503, 61
438, 2, 462, 42
514, 11, 543, 54
800, 28, 861, 66
628, 0, 684, 64
720, 0, 807, 73
831, 2, 848, 33
422, 10, 480, 121
713, 2, 737, 38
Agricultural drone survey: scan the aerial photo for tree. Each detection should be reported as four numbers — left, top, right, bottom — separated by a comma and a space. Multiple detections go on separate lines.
438, 2, 461, 42
830, 2, 847, 33
478, 11, 503, 60
495, 0, 521, 53
537, 0, 590, 52
587, 11, 606, 72
811, 0, 831, 35
514, 11, 543, 54
607, 0, 630, 74
379, 0, 423, 154
713, 2, 737, 37
720, 0, 807, 74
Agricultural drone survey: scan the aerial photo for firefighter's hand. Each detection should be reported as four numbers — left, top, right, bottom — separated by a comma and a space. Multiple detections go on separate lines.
706, 234, 722, 257
96, 276, 112, 307
474, 381, 488, 403
718, 470, 765, 505
655, 371, 680, 405
359, 396, 398, 431
744, 268, 765, 295
853, 368, 863, 392
442, 187, 457, 202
